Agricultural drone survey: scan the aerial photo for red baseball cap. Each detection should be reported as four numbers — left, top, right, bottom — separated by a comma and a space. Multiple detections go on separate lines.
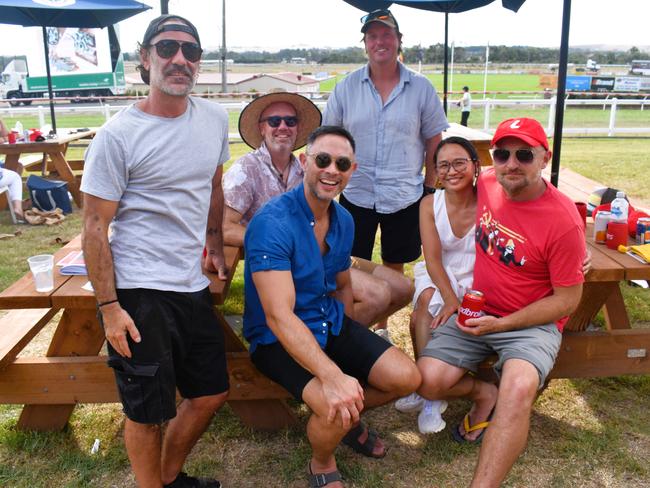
491, 118, 549, 150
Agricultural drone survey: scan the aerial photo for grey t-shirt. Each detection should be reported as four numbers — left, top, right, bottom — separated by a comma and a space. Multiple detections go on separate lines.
80, 97, 230, 292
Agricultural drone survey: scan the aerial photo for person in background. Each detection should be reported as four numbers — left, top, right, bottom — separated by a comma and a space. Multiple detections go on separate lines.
458, 86, 472, 127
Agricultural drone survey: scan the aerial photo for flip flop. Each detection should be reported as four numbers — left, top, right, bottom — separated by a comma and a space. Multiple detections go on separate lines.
308, 461, 342, 487
341, 421, 387, 458
451, 408, 494, 444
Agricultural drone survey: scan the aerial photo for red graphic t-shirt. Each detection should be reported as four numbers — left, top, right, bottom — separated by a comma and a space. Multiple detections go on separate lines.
473, 168, 585, 331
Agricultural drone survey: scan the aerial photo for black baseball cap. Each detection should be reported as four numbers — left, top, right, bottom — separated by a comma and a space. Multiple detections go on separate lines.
360, 9, 400, 34
141, 14, 201, 47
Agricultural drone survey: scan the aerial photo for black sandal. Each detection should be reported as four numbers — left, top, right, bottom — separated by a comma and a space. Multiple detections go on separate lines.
341, 422, 387, 459
308, 462, 342, 487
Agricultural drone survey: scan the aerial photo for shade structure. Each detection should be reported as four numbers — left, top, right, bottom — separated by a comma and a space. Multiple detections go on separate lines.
0, 0, 151, 132
344, 1, 526, 113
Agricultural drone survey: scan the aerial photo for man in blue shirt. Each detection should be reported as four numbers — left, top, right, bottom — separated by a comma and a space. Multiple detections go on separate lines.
323, 9, 448, 335
244, 126, 421, 487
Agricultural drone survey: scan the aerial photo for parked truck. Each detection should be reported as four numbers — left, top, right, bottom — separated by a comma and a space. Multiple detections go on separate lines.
0, 26, 126, 107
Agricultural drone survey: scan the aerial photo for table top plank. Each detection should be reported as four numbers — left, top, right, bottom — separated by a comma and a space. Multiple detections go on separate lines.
0, 240, 80, 309
0, 129, 96, 156
50, 244, 242, 309
586, 223, 650, 280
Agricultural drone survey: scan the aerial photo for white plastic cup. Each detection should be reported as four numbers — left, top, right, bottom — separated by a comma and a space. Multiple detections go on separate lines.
27, 254, 54, 292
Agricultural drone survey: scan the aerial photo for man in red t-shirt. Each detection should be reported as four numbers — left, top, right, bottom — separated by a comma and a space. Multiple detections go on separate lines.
417, 118, 585, 487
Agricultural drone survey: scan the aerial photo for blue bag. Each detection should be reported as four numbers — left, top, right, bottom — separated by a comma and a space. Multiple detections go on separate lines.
26, 175, 73, 214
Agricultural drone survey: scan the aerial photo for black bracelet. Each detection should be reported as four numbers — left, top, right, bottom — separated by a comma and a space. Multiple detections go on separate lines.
98, 299, 119, 308
423, 185, 436, 195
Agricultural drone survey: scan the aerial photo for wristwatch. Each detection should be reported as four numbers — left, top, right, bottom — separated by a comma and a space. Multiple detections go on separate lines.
423, 185, 436, 195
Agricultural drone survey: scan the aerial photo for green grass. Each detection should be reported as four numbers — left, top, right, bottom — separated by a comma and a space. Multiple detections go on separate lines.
1, 126, 650, 486
321, 72, 544, 94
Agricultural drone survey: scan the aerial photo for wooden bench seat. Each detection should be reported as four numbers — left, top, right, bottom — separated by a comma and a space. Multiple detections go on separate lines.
0, 308, 58, 370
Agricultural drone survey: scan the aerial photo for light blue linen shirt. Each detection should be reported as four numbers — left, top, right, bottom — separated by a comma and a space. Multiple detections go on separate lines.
323, 62, 448, 213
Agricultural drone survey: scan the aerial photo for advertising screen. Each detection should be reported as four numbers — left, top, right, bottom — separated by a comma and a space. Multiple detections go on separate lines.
25, 26, 113, 77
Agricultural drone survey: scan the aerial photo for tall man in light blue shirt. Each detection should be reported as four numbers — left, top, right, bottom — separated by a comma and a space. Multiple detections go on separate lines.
323, 9, 448, 320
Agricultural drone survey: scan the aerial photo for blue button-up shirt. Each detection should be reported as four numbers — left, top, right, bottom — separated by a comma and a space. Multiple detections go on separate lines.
243, 183, 354, 353
323, 62, 448, 214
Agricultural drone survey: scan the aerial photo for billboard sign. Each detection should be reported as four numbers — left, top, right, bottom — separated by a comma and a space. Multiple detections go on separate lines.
566, 75, 591, 91
614, 76, 641, 92
590, 76, 615, 92
25, 26, 113, 77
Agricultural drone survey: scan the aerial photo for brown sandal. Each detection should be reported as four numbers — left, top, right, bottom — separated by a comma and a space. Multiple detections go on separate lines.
308, 462, 342, 487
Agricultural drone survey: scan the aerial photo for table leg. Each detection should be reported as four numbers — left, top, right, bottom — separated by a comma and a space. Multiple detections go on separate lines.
602, 284, 631, 330
17, 308, 105, 431
48, 151, 82, 208
564, 281, 617, 332
214, 312, 298, 430
3, 154, 21, 173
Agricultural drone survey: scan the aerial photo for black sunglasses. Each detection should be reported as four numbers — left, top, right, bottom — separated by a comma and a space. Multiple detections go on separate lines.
152, 39, 202, 62
360, 9, 394, 24
308, 152, 353, 172
259, 116, 299, 128
492, 148, 536, 165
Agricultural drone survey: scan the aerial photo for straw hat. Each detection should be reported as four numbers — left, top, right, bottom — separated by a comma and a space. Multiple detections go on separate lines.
238, 92, 322, 150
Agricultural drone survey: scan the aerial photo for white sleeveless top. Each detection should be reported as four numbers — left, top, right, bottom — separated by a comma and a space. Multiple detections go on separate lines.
434, 189, 475, 289
412, 190, 476, 316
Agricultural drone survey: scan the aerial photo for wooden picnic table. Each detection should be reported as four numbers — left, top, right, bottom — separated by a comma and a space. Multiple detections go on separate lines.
0, 236, 295, 432
2, 223, 649, 432
474, 219, 650, 381
0, 128, 96, 208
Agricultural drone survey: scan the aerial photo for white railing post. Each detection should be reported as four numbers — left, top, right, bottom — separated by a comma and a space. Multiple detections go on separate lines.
104, 104, 111, 122
483, 98, 491, 132
608, 98, 618, 137
38, 105, 45, 128
547, 96, 556, 134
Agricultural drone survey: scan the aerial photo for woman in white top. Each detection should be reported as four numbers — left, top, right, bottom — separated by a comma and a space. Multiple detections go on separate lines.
395, 136, 480, 434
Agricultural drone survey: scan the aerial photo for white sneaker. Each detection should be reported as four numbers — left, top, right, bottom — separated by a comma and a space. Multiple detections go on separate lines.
394, 392, 425, 412
374, 328, 392, 344
418, 400, 448, 434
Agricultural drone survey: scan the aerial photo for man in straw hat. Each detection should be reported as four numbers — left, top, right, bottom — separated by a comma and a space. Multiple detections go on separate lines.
224, 92, 413, 328
243, 125, 420, 486
81, 14, 228, 487
323, 8, 448, 338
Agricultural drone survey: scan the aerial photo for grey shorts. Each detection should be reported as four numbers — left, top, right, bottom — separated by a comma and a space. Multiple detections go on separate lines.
421, 313, 562, 388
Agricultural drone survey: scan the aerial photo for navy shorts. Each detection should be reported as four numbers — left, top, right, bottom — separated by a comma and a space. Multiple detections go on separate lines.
339, 193, 422, 264
251, 315, 392, 401
101, 287, 229, 424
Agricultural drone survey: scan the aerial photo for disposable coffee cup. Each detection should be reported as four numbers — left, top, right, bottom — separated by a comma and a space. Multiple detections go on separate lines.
27, 254, 54, 293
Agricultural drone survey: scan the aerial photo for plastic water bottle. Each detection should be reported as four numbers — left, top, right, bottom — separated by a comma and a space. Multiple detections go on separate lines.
610, 191, 629, 223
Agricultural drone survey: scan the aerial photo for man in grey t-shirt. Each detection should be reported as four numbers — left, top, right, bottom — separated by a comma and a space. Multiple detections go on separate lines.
81, 15, 228, 488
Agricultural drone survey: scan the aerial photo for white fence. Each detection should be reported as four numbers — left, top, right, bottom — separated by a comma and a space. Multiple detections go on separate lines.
1, 96, 649, 139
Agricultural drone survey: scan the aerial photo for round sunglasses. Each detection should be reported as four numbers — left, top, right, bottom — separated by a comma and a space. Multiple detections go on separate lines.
152, 39, 202, 62
492, 148, 536, 165
307, 152, 353, 172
